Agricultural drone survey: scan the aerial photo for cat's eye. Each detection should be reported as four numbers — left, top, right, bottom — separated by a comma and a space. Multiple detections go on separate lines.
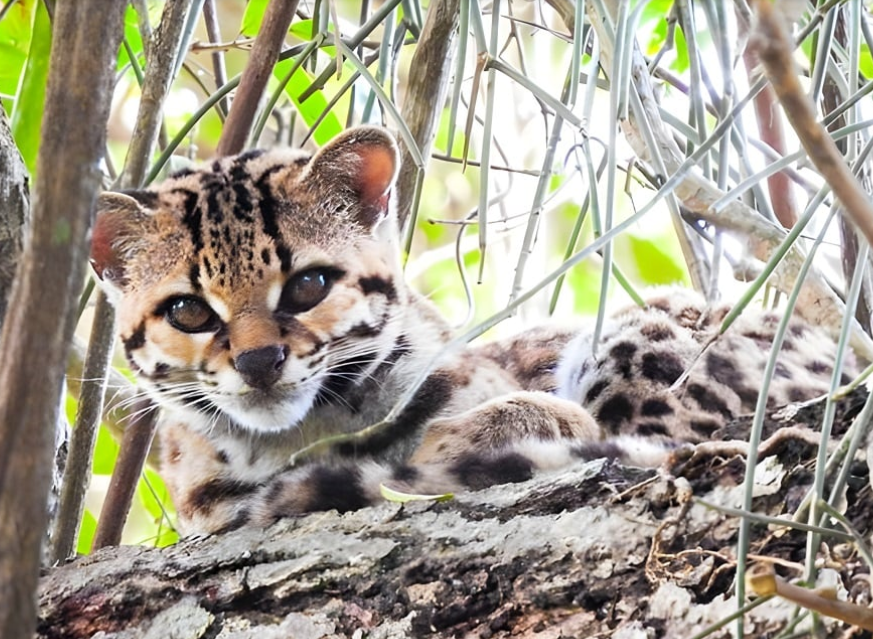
278, 268, 340, 314
164, 296, 220, 333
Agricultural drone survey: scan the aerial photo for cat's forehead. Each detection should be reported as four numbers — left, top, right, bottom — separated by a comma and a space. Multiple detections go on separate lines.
116, 148, 372, 308
160, 148, 362, 233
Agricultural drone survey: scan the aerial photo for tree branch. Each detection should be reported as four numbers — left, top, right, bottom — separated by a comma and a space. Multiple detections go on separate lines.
216, 0, 299, 156
751, 1, 873, 248
0, 1, 127, 636
396, 0, 461, 229
37, 392, 871, 639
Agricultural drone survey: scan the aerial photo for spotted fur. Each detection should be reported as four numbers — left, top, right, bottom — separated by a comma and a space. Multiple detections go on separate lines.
92, 127, 848, 535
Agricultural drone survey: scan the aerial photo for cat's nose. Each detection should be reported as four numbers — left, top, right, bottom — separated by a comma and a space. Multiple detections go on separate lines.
235, 345, 287, 390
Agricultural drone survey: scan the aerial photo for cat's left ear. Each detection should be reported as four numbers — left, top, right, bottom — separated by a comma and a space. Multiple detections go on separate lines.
306, 126, 399, 229
90, 191, 152, 297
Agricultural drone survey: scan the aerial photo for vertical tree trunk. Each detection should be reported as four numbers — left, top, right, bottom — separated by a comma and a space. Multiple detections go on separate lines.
0, 2, 127, 637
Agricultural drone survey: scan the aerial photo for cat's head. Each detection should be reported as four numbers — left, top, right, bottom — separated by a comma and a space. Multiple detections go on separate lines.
91, 127, 404, 433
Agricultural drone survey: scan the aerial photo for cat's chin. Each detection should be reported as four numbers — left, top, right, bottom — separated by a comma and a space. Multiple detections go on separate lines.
215, 388, 318, 434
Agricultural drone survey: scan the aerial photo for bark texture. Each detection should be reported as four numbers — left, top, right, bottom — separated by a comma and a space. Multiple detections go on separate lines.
37, 392, 873, 639
0, 109, 28, 325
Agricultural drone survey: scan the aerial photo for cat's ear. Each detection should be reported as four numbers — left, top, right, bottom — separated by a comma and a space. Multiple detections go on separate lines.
90, 191, 151, 296
306, 126, 399, 229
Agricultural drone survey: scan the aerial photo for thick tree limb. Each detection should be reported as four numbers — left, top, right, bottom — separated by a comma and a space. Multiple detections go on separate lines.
0, 1, 126, 637
38, 397, 872, 639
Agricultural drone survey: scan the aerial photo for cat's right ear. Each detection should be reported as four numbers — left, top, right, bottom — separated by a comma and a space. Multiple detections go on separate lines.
90, 191, 150, 297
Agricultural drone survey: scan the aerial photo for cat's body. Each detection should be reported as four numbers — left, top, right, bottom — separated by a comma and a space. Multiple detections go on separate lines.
92, 127, 845, 535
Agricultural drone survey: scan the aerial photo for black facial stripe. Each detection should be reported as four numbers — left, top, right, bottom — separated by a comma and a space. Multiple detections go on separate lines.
275, 244, 292, 273
358, 276, 397, 301
229, 162, 255, 223
346, 306, 390, 338
122, 322, 146, 360
334, 372, 452, 457
368, 335, 411, 379
188, 262, 201, 291
254, 165, 284, 241
313, 351, 380, 407
174, 188, 203, 252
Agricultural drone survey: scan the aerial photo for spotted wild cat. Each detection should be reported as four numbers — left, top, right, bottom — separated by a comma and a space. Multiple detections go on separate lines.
90, 126, 846, 535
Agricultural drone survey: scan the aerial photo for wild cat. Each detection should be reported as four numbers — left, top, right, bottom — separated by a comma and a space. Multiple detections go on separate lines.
90, 127, 842, 534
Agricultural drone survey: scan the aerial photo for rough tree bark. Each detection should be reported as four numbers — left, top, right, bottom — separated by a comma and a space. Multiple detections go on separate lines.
0, 109, 28, 325
37, 394, 873, 638
0, 92, 69, 569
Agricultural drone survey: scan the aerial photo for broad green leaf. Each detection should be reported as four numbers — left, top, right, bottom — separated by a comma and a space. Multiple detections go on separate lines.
92, 425, 120, 476
623, 234, 687, 286
138, 468, 179, 547
64, 395, 78, 426
640, 0, 672, 57
117, 4, 145, 74
860, 44, 873, 80
566, 260, 604, 315
240, 0, 269, 37
138, 468, 174, 522
77, 510, 98, 555
10, 0, 50, 173
0, 0, 36, 103
290, 19, 315, 41
275, 57, 342, 145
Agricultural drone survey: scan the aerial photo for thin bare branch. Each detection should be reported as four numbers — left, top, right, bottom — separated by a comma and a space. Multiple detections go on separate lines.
586, 0, 873, 360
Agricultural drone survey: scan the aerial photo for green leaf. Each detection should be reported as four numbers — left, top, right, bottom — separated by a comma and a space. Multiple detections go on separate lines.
92, 425, 120, 476
289, 19, 315, 41
0, 0, 36, 102
860, 44, 873, 80
77, 510, 98, 555
138, 468, 173, 521
10, 0, 51, 173
117, 4, 145, 74
240, 0, 269, 37
139, 469, 179, 547
622, 234, 687, 286
275, 57, 342, 146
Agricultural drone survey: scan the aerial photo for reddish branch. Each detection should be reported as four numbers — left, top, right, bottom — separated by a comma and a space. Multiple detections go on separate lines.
742, 48, 798, 229
216, 0, 300, 156
752, 1, 873, 246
